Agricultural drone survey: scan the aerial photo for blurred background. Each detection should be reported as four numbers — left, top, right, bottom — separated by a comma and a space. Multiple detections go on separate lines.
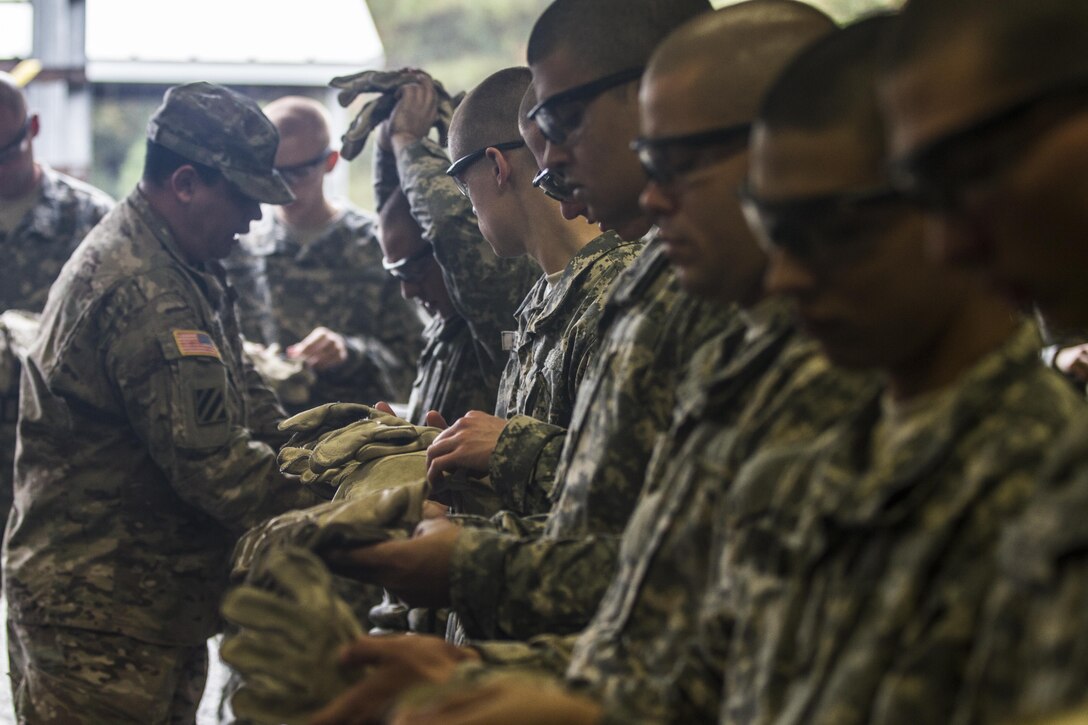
0, 0, 901, 211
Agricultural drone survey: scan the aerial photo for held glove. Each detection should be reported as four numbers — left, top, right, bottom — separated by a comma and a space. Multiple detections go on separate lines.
231, 478, 428, 581
221, 546, 365, 725
329, 68, 465, 159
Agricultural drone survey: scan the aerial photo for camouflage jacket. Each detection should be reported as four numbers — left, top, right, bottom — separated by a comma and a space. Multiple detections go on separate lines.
0, 167, 112, 509
714, 321, 1082, 725
376, 140, 537, 425
469, 301, 873, 705
449, 239, 737, 640
224, 204, 424, 409
567, 303, 874, 725
5, 190, 320, 647
948, 412, 1088, 723
488, 231, 643, 515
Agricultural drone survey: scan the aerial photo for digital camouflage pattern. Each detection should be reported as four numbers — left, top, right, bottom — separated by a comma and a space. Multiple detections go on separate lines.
224, 204, 424, 410
5, 190, 321, 651
463, 301, 874, 710
375, 139, 537, 425
488, 230, 644, 515
449, 238, 738, 641
948, 409, 1088, 723
710, 321, 1084, 725
0, 166, 112, 518
562, 301, 876, 725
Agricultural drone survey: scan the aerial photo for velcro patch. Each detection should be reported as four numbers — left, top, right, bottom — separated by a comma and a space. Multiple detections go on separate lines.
173, 329, 222, 360
193, 387, 227, 426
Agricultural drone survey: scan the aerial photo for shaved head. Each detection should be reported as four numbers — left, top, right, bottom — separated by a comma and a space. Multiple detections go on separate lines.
263, 95, 331, 150
0, 72, 26, 118
528, 0, 711, 76
647, 0, 836, 128
449, 67, 532, 162
886, 0, 1088, 104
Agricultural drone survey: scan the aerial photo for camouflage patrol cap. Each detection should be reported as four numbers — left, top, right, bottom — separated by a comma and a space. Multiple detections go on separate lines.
147, 81, 294, 205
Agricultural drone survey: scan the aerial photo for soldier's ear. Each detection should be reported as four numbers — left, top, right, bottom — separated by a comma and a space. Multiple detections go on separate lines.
170, 165, 201, 204
27, 113, 40, 140
485, 146, 512, 189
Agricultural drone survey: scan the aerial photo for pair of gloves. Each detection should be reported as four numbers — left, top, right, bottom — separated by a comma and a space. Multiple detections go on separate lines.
277, 402, 439, 500
330, 68, 465, 160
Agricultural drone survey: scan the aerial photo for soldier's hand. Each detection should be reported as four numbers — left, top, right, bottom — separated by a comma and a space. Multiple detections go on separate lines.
388, 675, 603, 725
389, 81, 440, 147
288, 327, 349, 372
425, 410, 505, 487
307, 634, 479, 725
324, 518, 458, 608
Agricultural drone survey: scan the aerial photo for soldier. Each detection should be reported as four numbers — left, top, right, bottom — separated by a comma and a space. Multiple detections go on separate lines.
3, 82, 321, 723
425, 65, 642, 516
308, 4, 859, 723
371, 79, 538, 427
702, 16, 1085, 723
880, 0, 1088, 719
225, 95, 423, 411
0, 71, 112, 530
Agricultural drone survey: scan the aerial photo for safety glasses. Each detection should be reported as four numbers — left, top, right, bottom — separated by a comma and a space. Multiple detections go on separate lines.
445, 140, 526, 197
382, 243, 435, 283
631, 122, 752, 186
528, 67, 645, 145
890, 77, 1088, 212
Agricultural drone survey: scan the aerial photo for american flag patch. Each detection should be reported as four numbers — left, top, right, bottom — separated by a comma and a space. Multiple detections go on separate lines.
172, 330, 222, 360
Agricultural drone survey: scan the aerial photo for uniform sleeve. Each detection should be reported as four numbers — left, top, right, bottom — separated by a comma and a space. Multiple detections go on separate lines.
102, 283, 320, 535
449, 524, 621, 641
373, 142, 401, 212
396, 139, 538, 367
469, 632, 581, 679
488, 415, 567, 513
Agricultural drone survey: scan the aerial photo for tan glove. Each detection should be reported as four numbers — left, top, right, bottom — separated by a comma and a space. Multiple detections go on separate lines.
231, 478, 429, 580
220, 546, 365, 725
329, 68, 465, 159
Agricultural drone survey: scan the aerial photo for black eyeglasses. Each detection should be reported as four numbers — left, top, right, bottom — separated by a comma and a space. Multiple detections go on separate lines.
382, 243, 434, 283
631, 122, 752, 186
890, 76, 1088, 212
528, 67, 645, 145
738, 180, 906, 262
445, 141, 526, 197
532, 167, 575, 202
275, 149, 332, 184
0, 118, 32, 164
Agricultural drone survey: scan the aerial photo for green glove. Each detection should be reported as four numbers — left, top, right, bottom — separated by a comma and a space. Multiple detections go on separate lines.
231, 479, 428, 580
310, 418, 439, 471
332, 449, 429, 502
278, 401, 377, 435
221, 546, 365, 725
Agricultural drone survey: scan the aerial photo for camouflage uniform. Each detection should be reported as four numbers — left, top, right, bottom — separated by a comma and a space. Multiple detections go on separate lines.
711, 321, 1083, 725
449, 239, 736, 640
4, 189, 321, 721
949, 411, 1088, 723
463, 301, 873, 719
374, 139, 537, 425
0, 166, 112, 524
487, 231, 643, 515
224, 205, 424, 411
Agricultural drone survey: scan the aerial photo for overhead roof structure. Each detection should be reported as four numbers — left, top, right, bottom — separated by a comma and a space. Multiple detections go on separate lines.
84, 0, 384, 85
